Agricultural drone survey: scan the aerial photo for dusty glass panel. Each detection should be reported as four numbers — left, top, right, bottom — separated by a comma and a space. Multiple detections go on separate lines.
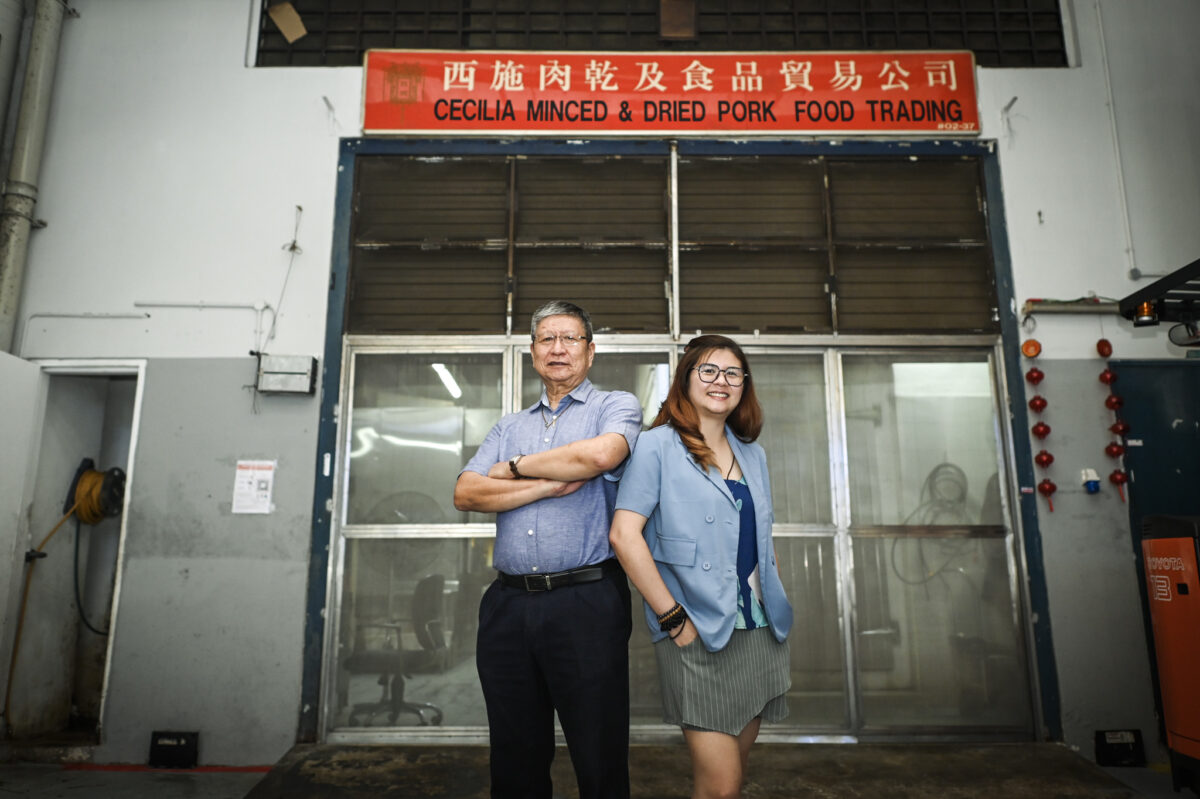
771, 536, 847, 728
751, 354, 832, 525
520, 351, 669, 428
853, 534, 1032, 729
333, 538, 493, 728
347, 352, 504, 526
842, 355, 1003, 527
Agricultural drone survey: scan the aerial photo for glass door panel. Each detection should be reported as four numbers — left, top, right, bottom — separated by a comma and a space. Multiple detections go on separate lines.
346, 352, 505, 526
842, 352, 1029, 731
519, 350, 670, 426
852, 534, 1032, 729
772, 536, 848, 728
750, 354, 832, 525
842, 356, 1003, 527
333, 537, 494, 728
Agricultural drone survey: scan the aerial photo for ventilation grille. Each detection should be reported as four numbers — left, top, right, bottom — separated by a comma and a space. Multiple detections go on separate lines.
347, 153, 998, 335
257, 1, 1067, 69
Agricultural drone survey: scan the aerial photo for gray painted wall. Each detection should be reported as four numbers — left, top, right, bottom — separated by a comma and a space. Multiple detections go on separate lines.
94, 358, 316, 765
0, 352, 46, 735
1016, 358, 1159, 757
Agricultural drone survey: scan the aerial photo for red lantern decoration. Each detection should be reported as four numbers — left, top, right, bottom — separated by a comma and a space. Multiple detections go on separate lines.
1034, 450, 1055, 468
1031, 421, 1051, 439
1110, 420, 1130, 436
1098, 368, 1117, 385
1105, 442, 1125, 459
1097, 338, 1113, 358
1028, 395, 1048, 413
1104, 394, 1124, 410
1025, 367, 1045, 385
1038, 478, 1057, 512
1109, 469, 1128, 502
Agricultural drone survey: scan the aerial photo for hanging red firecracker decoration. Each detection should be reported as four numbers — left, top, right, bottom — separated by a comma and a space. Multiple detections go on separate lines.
1099, 368, 1117, 385
1105, 394, 1124, 410
1109, 469, 1128, 502
1038, 478, 1057, 511
1028, 395, 1048, 413
1025, 367, 1045, 385
1031, 421, 1051, 439
1097, 338, 1113, 358
1104, 441, 1125, 459
1110, 420, 1130, 436
1034, 450, 1055, 468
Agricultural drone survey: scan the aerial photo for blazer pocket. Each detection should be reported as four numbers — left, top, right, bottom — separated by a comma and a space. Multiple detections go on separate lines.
654, 535, 697, 566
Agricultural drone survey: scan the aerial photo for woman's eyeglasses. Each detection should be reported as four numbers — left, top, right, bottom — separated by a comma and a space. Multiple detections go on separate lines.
693, 364, 747, 386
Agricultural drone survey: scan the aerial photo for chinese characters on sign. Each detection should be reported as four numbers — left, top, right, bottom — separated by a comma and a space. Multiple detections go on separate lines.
364, 50, 979, 136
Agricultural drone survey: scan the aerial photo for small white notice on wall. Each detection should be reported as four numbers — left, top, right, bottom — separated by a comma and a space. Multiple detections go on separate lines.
233, 460, 276, 514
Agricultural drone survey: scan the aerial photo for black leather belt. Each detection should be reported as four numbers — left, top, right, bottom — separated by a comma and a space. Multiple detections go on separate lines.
498, 558, 622, 592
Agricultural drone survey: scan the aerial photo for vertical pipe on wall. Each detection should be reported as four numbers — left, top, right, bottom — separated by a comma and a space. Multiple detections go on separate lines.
0, 0, 28, 166
0, 0, 66, 354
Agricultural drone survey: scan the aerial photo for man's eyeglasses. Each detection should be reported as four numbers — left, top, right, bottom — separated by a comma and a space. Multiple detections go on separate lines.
694, 364, 747, 386
533, 334, 589, 349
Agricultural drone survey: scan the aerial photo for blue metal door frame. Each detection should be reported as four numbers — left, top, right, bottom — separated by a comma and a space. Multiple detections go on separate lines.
298, 136, 1060, 742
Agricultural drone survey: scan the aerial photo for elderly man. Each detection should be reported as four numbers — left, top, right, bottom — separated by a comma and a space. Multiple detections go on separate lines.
454, 300, 643, 799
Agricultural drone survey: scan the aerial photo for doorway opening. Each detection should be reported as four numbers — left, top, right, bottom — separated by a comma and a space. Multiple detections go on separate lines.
1, 360, 144, 747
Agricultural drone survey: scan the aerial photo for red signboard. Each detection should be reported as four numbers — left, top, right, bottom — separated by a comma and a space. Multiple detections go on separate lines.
363, 49, 979, 137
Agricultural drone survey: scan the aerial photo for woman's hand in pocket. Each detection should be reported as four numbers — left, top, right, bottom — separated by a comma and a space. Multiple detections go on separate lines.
671, 617, 698, 648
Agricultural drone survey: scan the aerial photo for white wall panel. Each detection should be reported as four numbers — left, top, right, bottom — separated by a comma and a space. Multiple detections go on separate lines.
18, 0, 362, 359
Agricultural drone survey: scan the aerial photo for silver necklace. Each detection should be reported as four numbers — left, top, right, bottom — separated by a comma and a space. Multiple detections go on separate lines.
540, 402, 568, 429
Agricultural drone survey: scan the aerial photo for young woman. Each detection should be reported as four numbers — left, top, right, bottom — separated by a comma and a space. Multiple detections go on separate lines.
610, 334, 793, 799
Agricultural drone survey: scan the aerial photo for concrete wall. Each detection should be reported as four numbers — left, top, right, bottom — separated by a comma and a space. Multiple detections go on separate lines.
1024, 359, 1159, 756
1, 0, 1196, 764
96, 358, 315, 765
0, 351, 46, 735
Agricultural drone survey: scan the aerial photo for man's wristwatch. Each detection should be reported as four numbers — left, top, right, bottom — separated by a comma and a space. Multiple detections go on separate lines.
508, 454, 525, 478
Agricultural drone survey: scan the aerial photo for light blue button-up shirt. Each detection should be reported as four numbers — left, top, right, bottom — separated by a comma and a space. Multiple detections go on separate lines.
615, 424, 794, 652
462, 379, 643, 575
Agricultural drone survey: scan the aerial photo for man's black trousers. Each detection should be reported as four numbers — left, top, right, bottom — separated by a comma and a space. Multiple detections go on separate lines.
476, 568, 633, 799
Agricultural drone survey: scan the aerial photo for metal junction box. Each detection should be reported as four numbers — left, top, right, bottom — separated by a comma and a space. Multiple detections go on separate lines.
256, 354, 318, 394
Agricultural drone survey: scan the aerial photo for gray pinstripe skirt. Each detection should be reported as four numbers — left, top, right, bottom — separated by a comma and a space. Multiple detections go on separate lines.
654, 626, 791, 736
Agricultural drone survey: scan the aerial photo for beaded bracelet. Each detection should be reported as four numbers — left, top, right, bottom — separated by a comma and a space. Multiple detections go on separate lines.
657, 603, 687, 632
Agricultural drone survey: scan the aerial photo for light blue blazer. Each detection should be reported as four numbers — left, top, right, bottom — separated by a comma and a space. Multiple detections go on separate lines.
615, 424, 794, 652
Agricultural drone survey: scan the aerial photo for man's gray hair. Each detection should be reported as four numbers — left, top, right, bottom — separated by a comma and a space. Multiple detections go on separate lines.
529, 301, 593, 341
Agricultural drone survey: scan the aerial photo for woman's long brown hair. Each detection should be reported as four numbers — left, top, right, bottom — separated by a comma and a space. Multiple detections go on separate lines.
651, 334, 763, 470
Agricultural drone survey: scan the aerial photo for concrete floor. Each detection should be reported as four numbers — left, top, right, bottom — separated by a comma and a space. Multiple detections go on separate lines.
1, 743, 1185, 799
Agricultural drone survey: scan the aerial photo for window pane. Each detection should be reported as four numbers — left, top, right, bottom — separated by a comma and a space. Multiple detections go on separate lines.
333, 538, 493, 728
347, 352, 504, 525
752, 354, 832, 524
520, 351, 669, 427
843, 355, 1002, 527
854, 535, 1032, 729
773, 536, 848, 728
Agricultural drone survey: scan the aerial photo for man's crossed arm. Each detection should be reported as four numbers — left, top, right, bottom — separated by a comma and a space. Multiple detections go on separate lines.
453, 433, 629, 514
